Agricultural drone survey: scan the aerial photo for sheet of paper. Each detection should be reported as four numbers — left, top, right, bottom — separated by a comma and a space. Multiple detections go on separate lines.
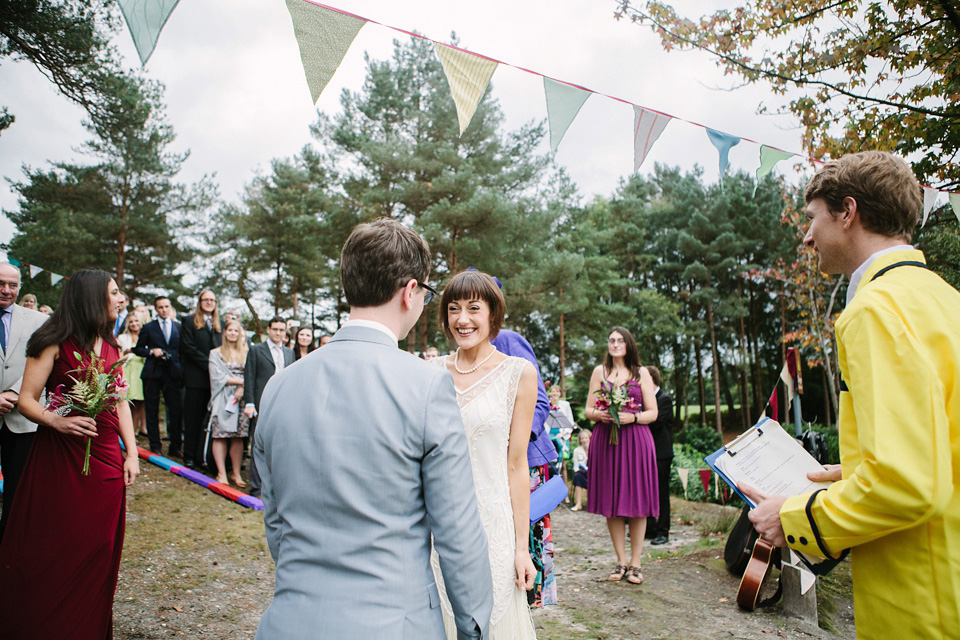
715, 420, 830, 504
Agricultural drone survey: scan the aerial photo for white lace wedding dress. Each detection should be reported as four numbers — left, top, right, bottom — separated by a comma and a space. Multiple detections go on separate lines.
431, 355, 537, 640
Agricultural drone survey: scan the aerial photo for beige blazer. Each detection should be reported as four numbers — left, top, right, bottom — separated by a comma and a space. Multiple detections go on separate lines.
1, 304, 49, 434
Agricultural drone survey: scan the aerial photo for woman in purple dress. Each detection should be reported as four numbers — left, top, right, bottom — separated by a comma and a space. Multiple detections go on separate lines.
584, 326, 659, 585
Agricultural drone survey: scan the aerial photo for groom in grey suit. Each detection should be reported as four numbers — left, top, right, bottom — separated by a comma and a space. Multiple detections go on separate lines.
254, 218, 493, 639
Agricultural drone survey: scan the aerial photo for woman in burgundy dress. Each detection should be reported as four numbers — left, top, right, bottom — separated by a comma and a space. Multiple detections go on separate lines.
584, 326, 659, 586
0, 269, 139, 639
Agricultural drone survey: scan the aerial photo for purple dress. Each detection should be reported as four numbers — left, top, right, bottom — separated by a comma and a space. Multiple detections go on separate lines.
586, 375, 659, 519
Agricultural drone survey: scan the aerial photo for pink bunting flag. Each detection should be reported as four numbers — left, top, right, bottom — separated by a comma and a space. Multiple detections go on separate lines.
699, 469, 712, 496
633, 106, 671, 172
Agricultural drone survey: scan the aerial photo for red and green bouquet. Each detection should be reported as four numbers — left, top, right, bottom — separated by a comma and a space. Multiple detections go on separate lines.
594, 379, 641, 445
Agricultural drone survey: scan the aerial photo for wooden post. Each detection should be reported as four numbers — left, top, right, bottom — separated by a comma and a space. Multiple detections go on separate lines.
781, 552, 818, 626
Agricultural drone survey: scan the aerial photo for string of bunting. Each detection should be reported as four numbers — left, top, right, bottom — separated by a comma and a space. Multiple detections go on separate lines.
121, 0, 960, 220
2, 255, 67, 286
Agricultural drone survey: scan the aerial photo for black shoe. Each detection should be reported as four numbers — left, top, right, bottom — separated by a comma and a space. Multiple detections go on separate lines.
162, 436, 171, 441
184, 458, 196, 469
150, 446, 162, 455
651, 534, 669, 546
167, 448, 182, 459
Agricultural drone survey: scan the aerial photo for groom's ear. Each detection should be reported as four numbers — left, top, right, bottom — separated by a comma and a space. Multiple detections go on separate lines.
399, 278, 419, 311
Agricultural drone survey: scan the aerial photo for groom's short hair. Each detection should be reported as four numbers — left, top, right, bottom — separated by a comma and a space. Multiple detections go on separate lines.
340, 217, 431, 308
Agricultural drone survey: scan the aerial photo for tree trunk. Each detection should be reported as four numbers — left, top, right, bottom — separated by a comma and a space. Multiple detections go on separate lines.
558, 307, 566, 397
694, 337, 706, 429
707, 301, 723, 435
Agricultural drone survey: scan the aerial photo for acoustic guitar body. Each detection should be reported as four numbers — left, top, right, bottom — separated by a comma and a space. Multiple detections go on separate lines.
737, 537, 775, 611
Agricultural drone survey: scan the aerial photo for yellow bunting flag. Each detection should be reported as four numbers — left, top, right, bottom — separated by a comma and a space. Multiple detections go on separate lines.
285, 0, 366, 104
433, 43, 498, 136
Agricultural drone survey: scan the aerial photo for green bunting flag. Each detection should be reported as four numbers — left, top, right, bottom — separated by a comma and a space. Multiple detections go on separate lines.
543, 78, 591, 153
285, 0, 366, 104
119, 0, 182, 66
753, 146, 794, 196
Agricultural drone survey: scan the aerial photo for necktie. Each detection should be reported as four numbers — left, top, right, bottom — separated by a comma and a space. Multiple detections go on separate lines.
163, 319, 170, 342
0, 308, 7, 354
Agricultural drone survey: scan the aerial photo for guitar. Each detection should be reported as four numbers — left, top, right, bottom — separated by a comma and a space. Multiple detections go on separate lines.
736, 536, 776, 611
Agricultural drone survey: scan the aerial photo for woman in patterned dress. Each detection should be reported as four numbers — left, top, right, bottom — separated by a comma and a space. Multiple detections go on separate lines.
207, 319, 250, 487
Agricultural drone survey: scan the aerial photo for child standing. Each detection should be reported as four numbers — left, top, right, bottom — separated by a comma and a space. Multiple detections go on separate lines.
570, 429, 590, 511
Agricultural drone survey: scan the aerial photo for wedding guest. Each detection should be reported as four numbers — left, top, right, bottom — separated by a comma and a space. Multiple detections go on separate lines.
571, 429, 591, 512
113, 292, 128, 336
208, 319, 250, 487
17, 293, 37, 310
645, 365, 675, 545
117, 311, 147, 437
180, 290, 222, 468
134, 295, 182, 456
432, 269, 538, 639
584, 326, 658, 585
0, 269, 139, 638
548, 384, 574, 482
38, 305, 53, 315
0, 264, 48, 542
318, 334, 331, 347
422, 346, 439, 360
292, 326, 315, 361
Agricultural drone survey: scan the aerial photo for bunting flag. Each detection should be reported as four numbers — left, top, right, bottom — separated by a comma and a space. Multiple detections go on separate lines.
434, 43, 498, 136
698, 469, 712, 496
922, 187, 940, 227
783, 550, 817, 595
543, 78, 591, 153
118, 0, 182, 66
677, 468, 689, 498
28, 265, 43, 279
286, 0, 366, 104
633, 106, 671, 172
50, 273, 64, 286
754, 145, 794, 196
706, 128, 741, 183
7, 258, 20, 267
767, 385, 779, 422
951, 193, 960, 224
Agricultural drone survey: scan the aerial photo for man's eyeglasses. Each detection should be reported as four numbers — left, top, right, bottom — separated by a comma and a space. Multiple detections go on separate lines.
420, 282, 438, 305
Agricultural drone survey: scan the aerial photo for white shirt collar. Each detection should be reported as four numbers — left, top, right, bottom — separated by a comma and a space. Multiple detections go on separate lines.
342, 319, 399, 346
846, 244, 914, 306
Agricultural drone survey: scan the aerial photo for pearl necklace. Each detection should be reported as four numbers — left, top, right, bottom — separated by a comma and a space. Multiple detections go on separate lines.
454, 346, 497, 375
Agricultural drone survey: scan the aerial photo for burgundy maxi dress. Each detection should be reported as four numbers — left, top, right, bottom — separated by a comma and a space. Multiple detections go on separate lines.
0, 338, 126, 639
586, 375, 660, 519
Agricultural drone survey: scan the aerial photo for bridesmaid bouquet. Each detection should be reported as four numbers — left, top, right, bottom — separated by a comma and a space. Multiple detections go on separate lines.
594, 379, 640, 445
46, 350, 128, 475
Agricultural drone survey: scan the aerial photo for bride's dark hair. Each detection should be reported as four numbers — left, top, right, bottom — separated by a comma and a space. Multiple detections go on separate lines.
27, 269, 119, 358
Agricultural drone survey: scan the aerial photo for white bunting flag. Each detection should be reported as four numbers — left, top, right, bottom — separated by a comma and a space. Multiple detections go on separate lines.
677, 468, 689, 499
285, 0, 366, 104
50, 273, 64, 286
922, 187, 940, 227
28, 265, 43, 279
543, 78, 591, 152
434, 43, 498, 136
950, 193, 960, 224
633, 106, 671, 172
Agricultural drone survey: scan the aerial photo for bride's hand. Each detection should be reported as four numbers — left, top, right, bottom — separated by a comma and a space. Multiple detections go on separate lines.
514, 549, 536, 591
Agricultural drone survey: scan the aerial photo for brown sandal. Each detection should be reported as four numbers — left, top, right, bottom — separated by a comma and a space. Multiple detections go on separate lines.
625, 565, 644, 584
608, 564, 627, 581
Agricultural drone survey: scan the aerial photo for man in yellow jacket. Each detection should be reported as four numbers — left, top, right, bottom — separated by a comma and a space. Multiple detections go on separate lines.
743, 151, 960, 639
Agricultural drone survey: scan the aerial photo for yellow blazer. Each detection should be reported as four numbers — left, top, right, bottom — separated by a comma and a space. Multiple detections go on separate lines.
780, 249, 960, 639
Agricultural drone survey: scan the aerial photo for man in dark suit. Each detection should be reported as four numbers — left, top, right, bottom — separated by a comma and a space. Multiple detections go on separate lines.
0, 263, 49, 542
243, 317, 293, 497
134, 295, 183, 456
180, 290, 222, 468
645, 365, 675, 545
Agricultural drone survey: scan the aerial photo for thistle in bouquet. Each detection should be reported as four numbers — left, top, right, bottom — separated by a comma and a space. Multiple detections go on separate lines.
46, 350, 128, 475
594, 379, 641, 445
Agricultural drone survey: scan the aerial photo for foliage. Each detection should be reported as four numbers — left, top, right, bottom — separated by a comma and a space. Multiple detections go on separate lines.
615, 1, 960, 190
4, 73, 214, 304
674, 425, 722, 457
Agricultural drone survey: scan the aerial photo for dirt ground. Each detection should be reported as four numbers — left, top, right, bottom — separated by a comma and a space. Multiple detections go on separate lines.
111, 461, 856, 639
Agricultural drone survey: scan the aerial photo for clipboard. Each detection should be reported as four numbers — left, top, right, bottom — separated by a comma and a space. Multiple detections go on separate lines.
705, 417, 831, 508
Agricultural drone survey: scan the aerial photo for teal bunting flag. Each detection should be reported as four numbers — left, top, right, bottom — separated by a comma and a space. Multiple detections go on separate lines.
543, 78, 591, 153
706, 129, 741, 186
119, 0, 182, 66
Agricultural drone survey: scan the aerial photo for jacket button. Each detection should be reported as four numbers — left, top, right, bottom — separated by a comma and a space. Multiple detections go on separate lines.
799, 536, 808, 545
786, 535, 795, 544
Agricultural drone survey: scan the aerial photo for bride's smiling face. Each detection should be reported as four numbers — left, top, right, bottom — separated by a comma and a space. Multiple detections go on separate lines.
447, 297, 491, 350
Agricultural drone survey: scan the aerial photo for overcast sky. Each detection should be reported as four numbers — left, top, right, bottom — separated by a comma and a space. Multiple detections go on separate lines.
0, 0, 811, 248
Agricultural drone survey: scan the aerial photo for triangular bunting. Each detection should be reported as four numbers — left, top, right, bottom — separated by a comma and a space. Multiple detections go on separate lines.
699, 469, 711, 496
118, 0, 182, 66
28, 265, 43, 279
921, 187, 940, 227
7, 258, 20, 267
950, 193, 960, 224
677, 468, 689, 499
754, 145, 794, 196
543, 78, 591, 153
633, 106, 671, 172
50, 273, 64, 286
285, 0, 366, 104
706, 129, 741, 183
433, 43, 498, 136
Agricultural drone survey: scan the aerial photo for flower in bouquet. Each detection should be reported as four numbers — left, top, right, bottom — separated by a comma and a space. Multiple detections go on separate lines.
47, 350, 128, 475
594, 379, 641, 445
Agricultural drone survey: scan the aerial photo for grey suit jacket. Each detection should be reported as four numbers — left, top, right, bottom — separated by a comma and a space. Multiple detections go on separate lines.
243, 341, 294, 411
254, 325, 493, 640
0, 304, 49, 434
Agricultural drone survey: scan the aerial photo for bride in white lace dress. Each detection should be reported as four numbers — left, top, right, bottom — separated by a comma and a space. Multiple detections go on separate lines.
430, 270, 538, 640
